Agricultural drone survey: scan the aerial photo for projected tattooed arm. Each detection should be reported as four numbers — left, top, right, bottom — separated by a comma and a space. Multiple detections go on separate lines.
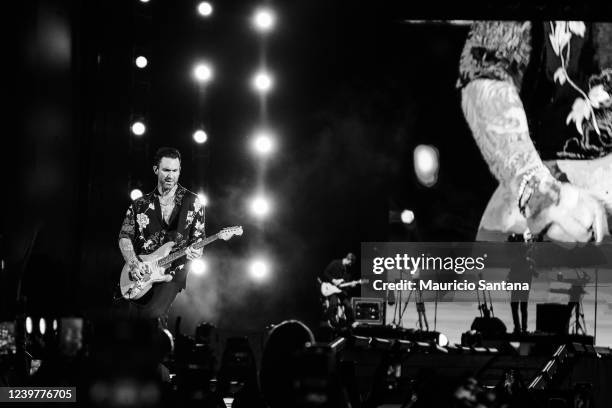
459, 21, 606, 242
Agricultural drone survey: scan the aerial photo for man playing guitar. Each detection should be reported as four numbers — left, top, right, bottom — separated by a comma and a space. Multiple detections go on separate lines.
319, 253, 357, 327
116, 147, 205, 326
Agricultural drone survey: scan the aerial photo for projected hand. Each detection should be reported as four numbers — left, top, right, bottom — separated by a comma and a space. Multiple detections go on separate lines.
530, 183, 607, 243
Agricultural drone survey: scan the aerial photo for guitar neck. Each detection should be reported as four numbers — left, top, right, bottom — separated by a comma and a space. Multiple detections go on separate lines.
157, 234, 219, 267
339, 280, 364, 288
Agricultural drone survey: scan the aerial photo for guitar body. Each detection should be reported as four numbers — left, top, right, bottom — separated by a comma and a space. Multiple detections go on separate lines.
119, 242, 176, 300
320, 282, 343, 297
118, 226, 243, 300
320, 279, 369, 297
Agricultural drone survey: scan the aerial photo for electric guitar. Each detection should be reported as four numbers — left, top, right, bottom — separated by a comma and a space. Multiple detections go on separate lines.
119, 226, 243, 300
320, 279, 369, 297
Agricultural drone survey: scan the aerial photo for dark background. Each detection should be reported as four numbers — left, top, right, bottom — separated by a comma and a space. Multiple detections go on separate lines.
5, 0, 607, 334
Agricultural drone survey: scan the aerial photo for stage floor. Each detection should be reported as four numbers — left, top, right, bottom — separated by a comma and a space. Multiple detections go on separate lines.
386, 300, 612, 346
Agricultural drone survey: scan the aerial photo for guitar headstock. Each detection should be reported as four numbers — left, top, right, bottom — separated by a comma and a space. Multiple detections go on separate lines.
219, 226, 243, 241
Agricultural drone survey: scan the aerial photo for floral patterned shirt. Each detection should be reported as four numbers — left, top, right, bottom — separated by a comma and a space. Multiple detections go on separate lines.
118, 184, 205, 289
458, 21, 612, 160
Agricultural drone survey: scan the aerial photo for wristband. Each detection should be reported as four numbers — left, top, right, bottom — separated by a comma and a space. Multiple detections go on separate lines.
517, 170, 561, 224
517, 168, 541, 216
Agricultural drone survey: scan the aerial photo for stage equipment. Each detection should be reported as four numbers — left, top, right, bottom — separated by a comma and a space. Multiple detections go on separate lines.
536, 303, 571, 334
352, 297, 385, 326
387, 276, 430, 330
471, 272, 507, 336
550, 270, 592, 335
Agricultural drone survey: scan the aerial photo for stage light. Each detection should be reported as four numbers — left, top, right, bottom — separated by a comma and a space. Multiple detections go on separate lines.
400, 209, 414, 224
130, 189, 143, 201
253, 7, 276, 32
26, 317, 33, 335
249, 258, 270, 281
193, 62, 213, 83
52, 319, 58, 331
409, 330, 449, 347
131, 121, 146, 136
39, 318, 46, 335
197, 2, 213, 17
135, 56, 148, 68
197, 192, 208, 207
414, 144, 439, 187
190, 258, 208, 276
193, 129, 208, 144
139, 0, 150, 3
252, 131, 275, 155
250, 195, 271, 217
252, 71, 273, 93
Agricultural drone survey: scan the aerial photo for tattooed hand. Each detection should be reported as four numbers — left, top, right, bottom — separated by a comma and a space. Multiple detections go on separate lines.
462, 79, 608, 243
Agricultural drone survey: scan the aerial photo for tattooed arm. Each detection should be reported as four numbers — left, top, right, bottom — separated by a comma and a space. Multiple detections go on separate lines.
461, 79, 549, 188
118, 205, 148, 279
462, 79, 606, 241
119, 238, 138, 263
119, 238, 149, 280
461, 80, 557, 211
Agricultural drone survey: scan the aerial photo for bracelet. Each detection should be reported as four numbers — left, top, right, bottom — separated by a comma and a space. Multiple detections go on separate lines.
516, 168, 541, 217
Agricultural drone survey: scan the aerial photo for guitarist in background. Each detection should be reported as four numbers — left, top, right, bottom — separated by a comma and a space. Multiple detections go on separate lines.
116, 147, 205, 326
320, 253, 357, 326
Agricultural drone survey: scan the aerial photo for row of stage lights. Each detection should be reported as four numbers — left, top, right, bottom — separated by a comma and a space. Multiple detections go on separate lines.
129, 1, 277, 142
248, 1, 277, 283
129, 1, 277, 282
129, 0, 278, 217
24, 317, 57, 336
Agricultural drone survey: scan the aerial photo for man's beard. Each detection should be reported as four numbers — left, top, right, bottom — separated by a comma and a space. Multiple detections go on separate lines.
161, 179, 176, 191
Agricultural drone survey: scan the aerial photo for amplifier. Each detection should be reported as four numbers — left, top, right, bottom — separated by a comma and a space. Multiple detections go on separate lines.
352, 297, 385, 325
536, 303, 571, 334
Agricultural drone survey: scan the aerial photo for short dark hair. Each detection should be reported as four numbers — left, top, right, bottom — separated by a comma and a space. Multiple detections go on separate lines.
153, 147, 181, 167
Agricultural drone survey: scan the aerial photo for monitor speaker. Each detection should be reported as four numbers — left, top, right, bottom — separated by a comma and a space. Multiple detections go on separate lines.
352, 297, 385, 325
536, 303, 570, 334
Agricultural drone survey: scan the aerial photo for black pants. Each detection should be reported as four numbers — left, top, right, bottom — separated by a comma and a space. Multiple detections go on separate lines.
113, 281, 182, 329
511, 301, 528, 333
326, 293, 354, 325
